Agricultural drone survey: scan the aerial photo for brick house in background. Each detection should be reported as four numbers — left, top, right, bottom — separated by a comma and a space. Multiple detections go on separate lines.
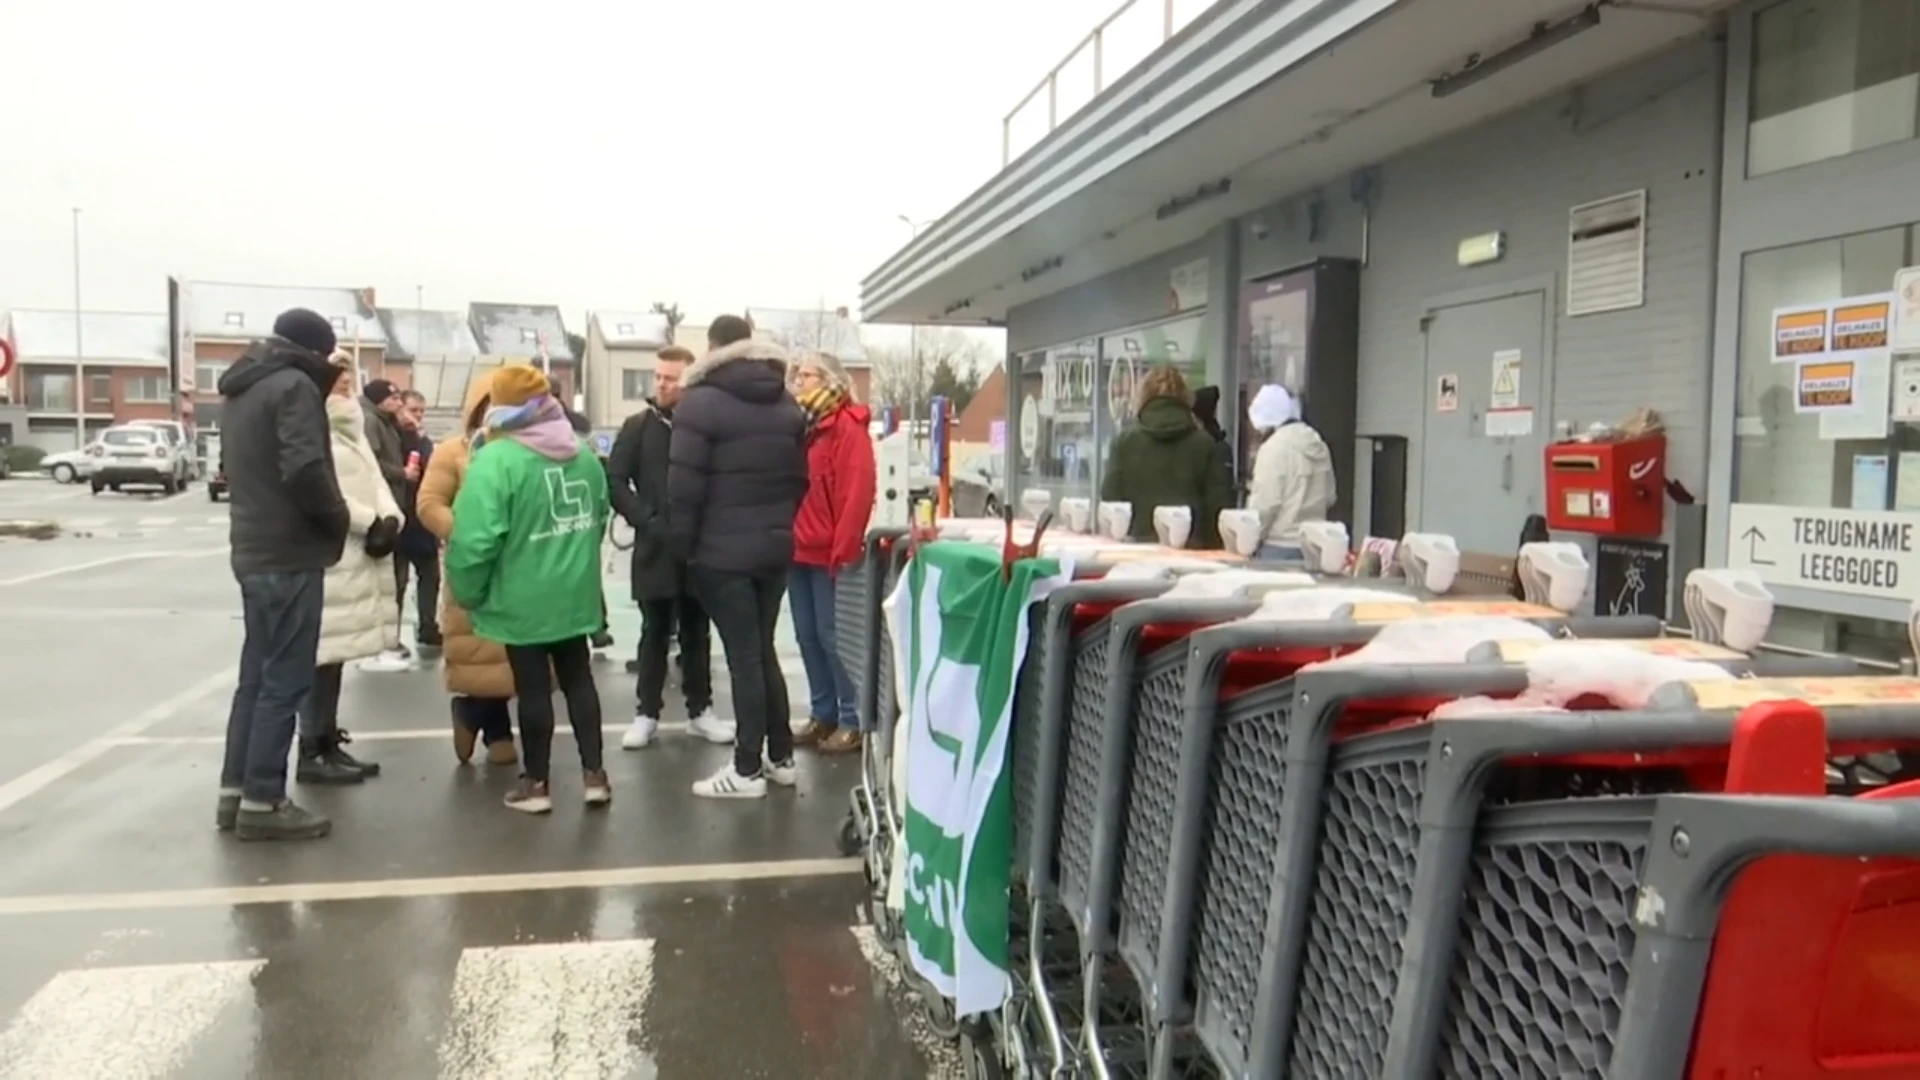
1, 309, 173, 451
176, 281, 389, 432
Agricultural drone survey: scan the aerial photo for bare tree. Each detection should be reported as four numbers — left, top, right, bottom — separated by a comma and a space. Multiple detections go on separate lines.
649, 301, 685, 341
866, 327, 998, 415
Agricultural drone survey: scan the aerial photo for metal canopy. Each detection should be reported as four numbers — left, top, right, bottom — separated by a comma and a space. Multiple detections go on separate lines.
860, 0, 1727, 326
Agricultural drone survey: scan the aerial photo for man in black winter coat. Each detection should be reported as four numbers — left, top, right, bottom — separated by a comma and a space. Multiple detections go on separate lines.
608, 346, 722, 751
215, 308, 352, 842
669, 315, 809, 798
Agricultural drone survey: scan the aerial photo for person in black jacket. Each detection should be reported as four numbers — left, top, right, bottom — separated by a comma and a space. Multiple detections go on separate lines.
393, 390, 441, 649
215, 308, 352, 842
608, 346, 725, 751
561, 402, 618, 652
669, 315, 809, 799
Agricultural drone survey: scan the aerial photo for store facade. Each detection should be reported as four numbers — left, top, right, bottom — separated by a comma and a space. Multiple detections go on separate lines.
864, 0, 1919, 659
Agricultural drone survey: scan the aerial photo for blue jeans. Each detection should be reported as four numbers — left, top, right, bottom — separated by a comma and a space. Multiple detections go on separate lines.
221, 570, 324, 803
789, 565, 859, 732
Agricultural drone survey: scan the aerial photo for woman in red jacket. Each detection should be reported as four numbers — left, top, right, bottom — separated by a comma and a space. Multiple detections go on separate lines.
789, 352, 877, 753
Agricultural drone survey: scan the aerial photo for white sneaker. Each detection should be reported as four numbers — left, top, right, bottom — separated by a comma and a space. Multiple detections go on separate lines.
692, 764, 767, 799
688, 709, 735, 745
361, 650, 412, 673
765, 757, 798, 788
621, 715, 659, 750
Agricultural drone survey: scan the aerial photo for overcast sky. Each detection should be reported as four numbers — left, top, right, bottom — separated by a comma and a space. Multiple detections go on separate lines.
0, 0, 1187, 332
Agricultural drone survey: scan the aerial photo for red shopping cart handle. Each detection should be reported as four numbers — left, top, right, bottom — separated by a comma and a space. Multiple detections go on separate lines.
1002, 505, 1052, 582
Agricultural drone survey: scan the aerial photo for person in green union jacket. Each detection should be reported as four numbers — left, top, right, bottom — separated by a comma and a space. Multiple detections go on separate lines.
446, 364, 612, 815
1100, 363, 1232, 549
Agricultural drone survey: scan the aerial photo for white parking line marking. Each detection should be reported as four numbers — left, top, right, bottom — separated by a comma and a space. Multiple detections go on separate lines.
135, 517, 177, 526
0, 960, 262, 1078
60, 517, 108, 528
0, 552, 174, 586
111, 717, 813, 746
0, 859, 863, 916
439, 940, 655, 1079
0, 666, 233, 815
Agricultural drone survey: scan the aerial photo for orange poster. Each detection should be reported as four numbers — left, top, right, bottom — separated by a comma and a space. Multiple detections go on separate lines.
1795, 360, 1856, 411
1831, 298, 1892, 352
1772, 306, 1829, 361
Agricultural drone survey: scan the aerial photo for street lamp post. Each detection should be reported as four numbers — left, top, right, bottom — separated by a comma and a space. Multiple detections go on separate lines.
71, 208, 86, 450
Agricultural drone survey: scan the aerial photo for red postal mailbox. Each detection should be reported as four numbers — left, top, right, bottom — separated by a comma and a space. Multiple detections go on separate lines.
1544, 433, 1666, 538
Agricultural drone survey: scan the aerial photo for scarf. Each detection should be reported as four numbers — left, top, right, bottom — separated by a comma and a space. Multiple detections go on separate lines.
471, 395, 557, 450
795, 385, 845, 431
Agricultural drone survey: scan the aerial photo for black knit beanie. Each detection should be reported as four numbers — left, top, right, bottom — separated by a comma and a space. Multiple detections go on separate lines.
273, 308, 338, 358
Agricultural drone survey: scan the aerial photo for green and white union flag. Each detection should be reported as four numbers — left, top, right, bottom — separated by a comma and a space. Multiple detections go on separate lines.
884, 541, 1071, 1017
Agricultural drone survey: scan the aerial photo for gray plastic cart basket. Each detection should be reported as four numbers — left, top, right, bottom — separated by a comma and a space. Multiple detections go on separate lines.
1150, 612, 1667, 1079
1256, 648, 1859, 1079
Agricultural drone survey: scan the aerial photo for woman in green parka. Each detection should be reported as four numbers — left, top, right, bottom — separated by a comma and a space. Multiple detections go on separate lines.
446, 364, 612, 815
1100, 364, 1233, 549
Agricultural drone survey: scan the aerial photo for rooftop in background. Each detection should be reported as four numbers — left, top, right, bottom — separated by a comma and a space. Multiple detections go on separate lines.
186, 281, 386, 345
378, 308, 483, 361
4, 310, 171, 366
747, 306, 869, 365
469, 303, 575, 362
590, 312, 673, 350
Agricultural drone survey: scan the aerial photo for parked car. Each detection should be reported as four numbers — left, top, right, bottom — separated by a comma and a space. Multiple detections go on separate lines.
126, 420, 194, 487
952, 451, 1007, 517
204, 434, 226, 501
38, 446, 95, 484
89, 426, 182, 495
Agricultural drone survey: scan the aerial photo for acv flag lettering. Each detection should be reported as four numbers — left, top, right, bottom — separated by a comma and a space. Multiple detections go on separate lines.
884, 542, 1071, 1017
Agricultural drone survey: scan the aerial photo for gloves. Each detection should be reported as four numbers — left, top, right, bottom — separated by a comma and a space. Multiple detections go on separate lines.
364, 515, 401, 558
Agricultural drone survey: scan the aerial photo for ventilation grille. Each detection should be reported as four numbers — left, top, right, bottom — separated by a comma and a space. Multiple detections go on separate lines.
1566, 190, 1646, 317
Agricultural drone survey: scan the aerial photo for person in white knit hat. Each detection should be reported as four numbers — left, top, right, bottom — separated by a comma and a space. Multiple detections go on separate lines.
1247, 384, 1336, 560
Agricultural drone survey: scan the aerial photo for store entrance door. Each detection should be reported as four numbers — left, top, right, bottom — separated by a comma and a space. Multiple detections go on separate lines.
1418, 290, 1548, 555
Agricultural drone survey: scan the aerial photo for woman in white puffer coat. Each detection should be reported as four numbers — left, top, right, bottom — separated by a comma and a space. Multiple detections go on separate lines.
296, 361, 404, 784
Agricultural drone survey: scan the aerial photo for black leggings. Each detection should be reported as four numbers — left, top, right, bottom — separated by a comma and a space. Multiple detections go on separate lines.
504, 636, 604, 783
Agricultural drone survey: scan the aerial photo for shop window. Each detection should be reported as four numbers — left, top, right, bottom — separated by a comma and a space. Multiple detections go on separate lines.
1098, 316, 1208, 442
1748, 0, 1920, 176
1732, 222, 1915, 508
1018, 341, 1098, 503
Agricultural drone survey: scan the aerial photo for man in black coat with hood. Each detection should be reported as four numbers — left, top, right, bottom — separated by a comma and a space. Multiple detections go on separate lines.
608, 345, 721, 751
669, 314, 808, 799
215, 308, 352, 842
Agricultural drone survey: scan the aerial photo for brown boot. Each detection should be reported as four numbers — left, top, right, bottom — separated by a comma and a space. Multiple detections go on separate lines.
819, 729, 863, 754
487, 740, 519, 767
794, 720, 832, 748
451, 704, 478, 765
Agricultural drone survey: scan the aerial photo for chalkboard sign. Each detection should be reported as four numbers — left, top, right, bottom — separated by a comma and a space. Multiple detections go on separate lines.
1595, 538, 1670, 619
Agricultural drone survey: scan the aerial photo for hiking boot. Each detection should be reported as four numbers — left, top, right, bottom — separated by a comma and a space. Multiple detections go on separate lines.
794, 720, 833, 748
692, 764, 767, 799
687, 709, 735, 745
590, 629, 614, 650
485, 738, 520, 766
329, 730, 380, 777
765, 757, 799, 788
819, 729, 863, 754
417, 627, 444, 649
296, 739, 366, 785
215, 791, 241, 832
505, 778, 553, 814
235, 800, 332, 841
583, 770, 612, 807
